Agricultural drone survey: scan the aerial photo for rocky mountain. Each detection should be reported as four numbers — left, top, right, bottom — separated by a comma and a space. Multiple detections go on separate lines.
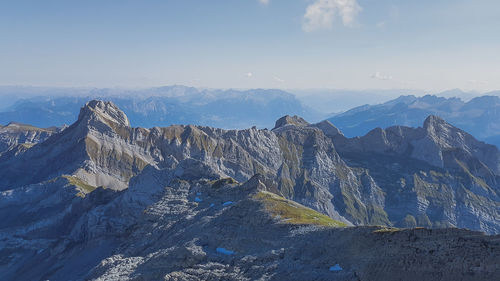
0, 86, 320, 129
326, 115, 500, 232
328, 93, 500, 148
0, 122, 61, 155
0, 100, 499, 280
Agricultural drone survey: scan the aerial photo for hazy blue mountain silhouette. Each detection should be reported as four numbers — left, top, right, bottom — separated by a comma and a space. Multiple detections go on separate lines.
328, 93, 500, 147
0, 86, 320, 129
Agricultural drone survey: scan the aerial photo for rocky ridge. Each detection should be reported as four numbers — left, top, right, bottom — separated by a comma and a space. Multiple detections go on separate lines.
1, 101, 499, 232
0, 100, 499, 280
0, 122, 61, 155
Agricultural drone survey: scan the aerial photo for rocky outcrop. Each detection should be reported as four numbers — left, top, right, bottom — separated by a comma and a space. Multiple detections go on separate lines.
317, 115, 500, 233
311, 120, 344, 138
1, 169, 498, 281
77, 100, 131, 128
273, 115, 309, 129
0, 122, 60, 155
1, 100, 500, 280
0, 101, 154, 191
1, 101, 499, 233
329, 115, 500, 173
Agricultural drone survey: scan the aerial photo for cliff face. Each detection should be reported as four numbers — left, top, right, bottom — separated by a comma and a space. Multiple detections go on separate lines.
1, 102, 499, 232
1, 172, 499, 281
0, 122, 60, 155
1, 100, 499, 280
326, 115, 500, 232
0, 101, 154, 191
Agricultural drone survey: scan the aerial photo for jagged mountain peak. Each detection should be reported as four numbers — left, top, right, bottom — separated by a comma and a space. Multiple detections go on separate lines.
423, 115, 454, 141
273, 115, 310, 130
311, 120, 344, 137
77, 100, 130, 128
0, 100, 144, 191
385, 94, 418, 105
422, 115, 473, 149
423, 115, 448, 130
2, 100, 500, 280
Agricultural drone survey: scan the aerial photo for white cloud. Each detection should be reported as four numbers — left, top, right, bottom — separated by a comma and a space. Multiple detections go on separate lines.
370, 72, 393, 80
258, 0, 270, 5
302, 0, 361, 32
246, 72, 253, 78
273, 76, 285, 83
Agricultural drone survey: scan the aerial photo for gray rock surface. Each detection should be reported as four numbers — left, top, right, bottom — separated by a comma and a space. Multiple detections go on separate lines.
273, 115, 310, 129
1, 172, 499, 281
0, 122, 60, 155
0, 100, 499, 280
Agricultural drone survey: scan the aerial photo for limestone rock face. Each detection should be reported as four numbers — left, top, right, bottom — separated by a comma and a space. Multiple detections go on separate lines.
0, 122, 60, 155
317, 115, 500, 233
78, 100, 131, 128
273, 115, 309, 129
1, 168, 499, 281
330, 115, 500, 173
0, 101, 153, 191
311, 120, 344, 138
1, 100, 500, 280
1, 100, 499, 232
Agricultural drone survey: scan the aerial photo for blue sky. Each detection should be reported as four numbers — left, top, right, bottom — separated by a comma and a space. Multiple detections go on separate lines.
1, 0, 499, 91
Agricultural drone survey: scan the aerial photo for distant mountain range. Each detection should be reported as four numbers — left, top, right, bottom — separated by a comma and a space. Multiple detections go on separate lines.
0, 100, 499, 280
0, 86, 321, 129
4, 86, 500, 151
329, 93, 500, 148
3, 86, 500, 148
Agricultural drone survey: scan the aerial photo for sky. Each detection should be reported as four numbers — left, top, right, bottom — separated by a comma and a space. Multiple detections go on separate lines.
1, 0, 499, 92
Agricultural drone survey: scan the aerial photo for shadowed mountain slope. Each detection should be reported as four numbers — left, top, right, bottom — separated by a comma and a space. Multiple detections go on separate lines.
0, 100, 499, 280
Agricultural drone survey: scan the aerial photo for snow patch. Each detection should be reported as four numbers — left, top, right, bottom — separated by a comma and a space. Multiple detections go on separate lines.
329, 264, 343, 271
216, 247, 235, 255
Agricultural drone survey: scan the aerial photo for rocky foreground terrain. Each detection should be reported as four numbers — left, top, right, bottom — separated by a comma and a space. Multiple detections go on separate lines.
0, 100, 499, 280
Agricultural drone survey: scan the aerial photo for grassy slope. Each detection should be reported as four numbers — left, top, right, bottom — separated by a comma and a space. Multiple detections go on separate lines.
62, 175, 98, 197
255, 191, 347, 227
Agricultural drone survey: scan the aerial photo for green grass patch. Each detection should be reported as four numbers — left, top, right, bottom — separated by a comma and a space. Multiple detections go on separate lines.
373, 227, 401, 233
62, 175, 98, 197
210, 177, 238, 189
20, 143, 35, 149
254, 191, 347, 227
455, 159, 492, 192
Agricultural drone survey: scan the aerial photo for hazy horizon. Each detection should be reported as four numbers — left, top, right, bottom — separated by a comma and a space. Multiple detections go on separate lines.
0, 84, 496, 115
